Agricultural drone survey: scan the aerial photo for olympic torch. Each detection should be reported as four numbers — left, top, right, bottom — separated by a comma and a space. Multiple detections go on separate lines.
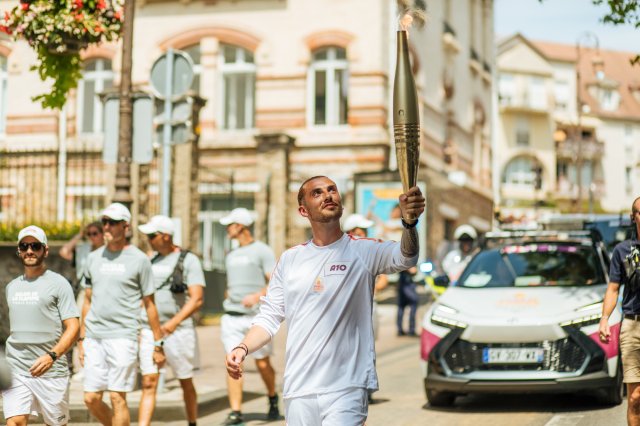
393, 18, 420, 221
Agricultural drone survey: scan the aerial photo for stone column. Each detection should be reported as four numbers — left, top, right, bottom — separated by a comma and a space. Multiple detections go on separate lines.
254, 133, 295, 256
171, 96, 206, 252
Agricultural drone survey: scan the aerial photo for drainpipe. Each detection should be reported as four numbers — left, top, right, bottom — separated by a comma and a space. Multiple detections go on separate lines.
57, 105, 67, 222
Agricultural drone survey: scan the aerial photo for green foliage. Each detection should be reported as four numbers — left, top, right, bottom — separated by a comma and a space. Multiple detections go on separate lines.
1, 0, 123, 109
0, 221, 82, 242
31, 47, 83, 110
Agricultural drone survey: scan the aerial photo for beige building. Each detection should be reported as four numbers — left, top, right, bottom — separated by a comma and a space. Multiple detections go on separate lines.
0, 0, 494, 269
496, 34, 640, 225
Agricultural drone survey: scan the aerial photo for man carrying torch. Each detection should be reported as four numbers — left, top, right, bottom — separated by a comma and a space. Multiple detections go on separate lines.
225, 175, 424, 425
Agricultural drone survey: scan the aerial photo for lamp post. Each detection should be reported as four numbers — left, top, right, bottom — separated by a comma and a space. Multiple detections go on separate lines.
574, 31, 601, 213
113, 0, 136, 207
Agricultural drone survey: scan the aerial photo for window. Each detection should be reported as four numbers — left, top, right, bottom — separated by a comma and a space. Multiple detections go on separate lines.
182, 44, 202, 94
77, 59, 114, 134
554, 80, 569, 110
515, 116, 530, 147
0, 56, 6, 134
626, 167, 633, 194
529, 77, 546, 109
220, 44, 255, 130
502, 156, 536, 186
308, 46, 348, 126
498, 73, 514, 106
599, 88, 619, 111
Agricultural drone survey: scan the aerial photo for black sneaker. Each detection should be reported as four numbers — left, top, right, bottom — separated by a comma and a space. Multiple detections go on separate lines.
267, 394, 280, 420
222, 411, 243, 425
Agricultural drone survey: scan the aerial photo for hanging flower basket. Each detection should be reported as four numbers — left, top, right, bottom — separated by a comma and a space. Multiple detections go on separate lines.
1, 0, 124, 109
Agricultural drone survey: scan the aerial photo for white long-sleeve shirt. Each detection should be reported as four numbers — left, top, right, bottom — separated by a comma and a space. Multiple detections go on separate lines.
253, 233, 418, 399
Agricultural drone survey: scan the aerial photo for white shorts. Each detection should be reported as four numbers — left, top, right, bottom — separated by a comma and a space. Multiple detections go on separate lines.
139, 327, 196, 379
284, 387, 368, 426
83, 337, 138, 392
221, 314, 273, 360
2, 374, 70, 426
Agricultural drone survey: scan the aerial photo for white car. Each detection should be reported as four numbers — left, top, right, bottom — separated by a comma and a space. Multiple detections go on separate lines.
421, 231, 622, 407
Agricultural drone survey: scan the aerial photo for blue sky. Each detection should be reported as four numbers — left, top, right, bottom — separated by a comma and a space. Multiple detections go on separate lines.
494, 0, 640, 52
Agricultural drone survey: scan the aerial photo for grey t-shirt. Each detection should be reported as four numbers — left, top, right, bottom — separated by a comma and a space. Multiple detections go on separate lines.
84, 245, 155, 340
223, 241, 275, 315
141, 250, 206, 330
5, 270, 79, 377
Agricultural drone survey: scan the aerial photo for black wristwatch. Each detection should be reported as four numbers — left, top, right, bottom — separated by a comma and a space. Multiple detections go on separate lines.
401, 218, 418, 229
47, 350, 58, 362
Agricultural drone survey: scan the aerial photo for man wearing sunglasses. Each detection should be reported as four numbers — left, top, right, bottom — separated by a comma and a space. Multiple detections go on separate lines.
136, 215, 205, 426
3, 225, 80, 426
79, 203, 166, 426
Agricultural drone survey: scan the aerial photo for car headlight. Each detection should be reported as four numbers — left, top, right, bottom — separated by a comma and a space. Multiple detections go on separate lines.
576, 301, 603, 312
431, 304, 467, 329
560, 313, 602, 328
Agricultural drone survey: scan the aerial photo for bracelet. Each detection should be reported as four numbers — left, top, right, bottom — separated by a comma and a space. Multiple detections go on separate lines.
233, 343, 249, 358
401, 218, 418, 229
77, 337, 85, 342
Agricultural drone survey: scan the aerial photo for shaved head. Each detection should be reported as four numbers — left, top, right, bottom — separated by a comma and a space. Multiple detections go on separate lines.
298, 176, 328, 206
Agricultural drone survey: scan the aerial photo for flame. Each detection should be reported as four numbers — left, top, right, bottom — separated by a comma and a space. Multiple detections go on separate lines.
399, 13, 413, 32
397, 7, 428, 32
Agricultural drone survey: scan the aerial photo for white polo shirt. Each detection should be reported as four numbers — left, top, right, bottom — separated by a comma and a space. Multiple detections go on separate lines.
253, 233, 418, 399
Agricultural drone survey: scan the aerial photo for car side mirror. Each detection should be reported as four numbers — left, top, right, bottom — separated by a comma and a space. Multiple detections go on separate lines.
434, 274, 450, 287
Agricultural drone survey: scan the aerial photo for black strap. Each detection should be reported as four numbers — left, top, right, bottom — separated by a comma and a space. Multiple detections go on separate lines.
154, 249, 189, 290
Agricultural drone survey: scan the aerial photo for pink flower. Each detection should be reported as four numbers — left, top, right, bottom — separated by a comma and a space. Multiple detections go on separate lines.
74, 13, 82, 21
74, 0, 83, 9
97, 0, 106, 10
20, 3, 28, 11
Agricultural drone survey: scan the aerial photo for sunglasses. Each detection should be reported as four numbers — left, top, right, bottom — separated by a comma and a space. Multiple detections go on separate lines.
101, 218, 124, 226
147, 233, 159, 240
87, 231, 102, 237
18, 242, 44, 252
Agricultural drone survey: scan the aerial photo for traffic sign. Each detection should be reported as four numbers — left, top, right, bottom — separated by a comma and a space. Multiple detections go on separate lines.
150, 50, 194, 99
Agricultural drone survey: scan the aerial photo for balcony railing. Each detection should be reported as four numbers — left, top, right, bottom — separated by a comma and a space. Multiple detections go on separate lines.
555, 137, 605, 160
499, 92, 549, 112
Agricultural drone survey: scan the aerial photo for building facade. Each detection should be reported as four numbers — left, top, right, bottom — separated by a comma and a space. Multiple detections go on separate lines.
0, 0, 494, 269
496, 34, 640, 226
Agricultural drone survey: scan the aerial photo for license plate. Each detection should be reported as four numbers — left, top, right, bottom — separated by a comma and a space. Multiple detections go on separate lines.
482, 348, 544, 364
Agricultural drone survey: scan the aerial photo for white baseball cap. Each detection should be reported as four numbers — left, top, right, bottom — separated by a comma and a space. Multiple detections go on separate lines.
18, 225, 48, 245
219, 208, 254, 226
101, 202, 132, 222
343, 214, 374, 232
454, 224, 477, 240
138, 215, 175, 236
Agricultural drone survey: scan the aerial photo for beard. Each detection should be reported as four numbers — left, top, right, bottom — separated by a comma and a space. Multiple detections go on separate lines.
309, 204, 344, 223
22, 255, 45, 268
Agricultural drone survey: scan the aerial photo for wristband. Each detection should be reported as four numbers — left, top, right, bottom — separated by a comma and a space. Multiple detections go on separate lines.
77, 337, 85, 342
233, 343, 249, 359
154, 339, 165, 348
47, 350, 58, 362
401, 218, 418, 229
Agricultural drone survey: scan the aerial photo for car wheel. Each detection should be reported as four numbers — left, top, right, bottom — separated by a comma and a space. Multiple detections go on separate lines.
600, 358, 624, 406
426, 388, 456, 407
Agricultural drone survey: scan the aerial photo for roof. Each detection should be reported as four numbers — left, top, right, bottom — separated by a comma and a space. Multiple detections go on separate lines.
532, 39, 640, 120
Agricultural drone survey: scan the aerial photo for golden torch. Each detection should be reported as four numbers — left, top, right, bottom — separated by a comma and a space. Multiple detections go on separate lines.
393, 15, 420, 221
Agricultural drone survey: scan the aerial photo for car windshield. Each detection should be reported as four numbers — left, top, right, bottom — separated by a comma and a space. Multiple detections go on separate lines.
458, 242, 606, 288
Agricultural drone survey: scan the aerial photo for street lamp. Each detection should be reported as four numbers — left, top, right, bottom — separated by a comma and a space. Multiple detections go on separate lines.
574, 31, 602, 213
113, 0, 136, 208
